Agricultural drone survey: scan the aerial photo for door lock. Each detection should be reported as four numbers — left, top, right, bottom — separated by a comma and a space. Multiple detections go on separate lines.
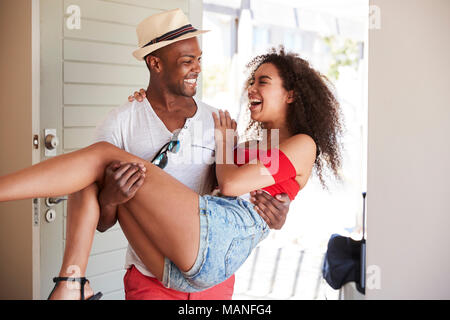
45, 209, 56, 223
33, 135, 39, 150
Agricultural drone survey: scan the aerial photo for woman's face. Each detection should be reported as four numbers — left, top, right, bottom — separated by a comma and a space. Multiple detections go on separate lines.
247, 63, 292, 124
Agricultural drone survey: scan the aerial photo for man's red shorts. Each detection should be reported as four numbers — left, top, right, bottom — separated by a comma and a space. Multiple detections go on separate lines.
124, 265, 235, 300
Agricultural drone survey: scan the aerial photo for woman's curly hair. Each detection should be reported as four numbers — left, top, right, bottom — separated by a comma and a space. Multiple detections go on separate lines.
241, 46, 344, 190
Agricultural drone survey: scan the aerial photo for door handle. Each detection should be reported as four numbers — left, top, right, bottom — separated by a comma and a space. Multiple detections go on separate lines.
45, 134, 59, 150
45, 196, 68, 207
44, 129, 59, 157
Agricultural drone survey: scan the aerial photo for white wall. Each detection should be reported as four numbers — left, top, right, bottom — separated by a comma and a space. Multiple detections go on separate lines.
367, 0, 450, 299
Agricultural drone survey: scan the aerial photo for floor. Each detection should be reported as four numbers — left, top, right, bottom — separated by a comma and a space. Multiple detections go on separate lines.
232, 243, 340, 300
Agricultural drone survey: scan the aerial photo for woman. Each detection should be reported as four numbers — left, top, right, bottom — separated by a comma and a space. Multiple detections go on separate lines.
0, 48, 343, 299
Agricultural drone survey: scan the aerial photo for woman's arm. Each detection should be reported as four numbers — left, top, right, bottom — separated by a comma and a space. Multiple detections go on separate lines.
213, 111, 317, 196
215, 138, 274, 196
213, 110, 259, 195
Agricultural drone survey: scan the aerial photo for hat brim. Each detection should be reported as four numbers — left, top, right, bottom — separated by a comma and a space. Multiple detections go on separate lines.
133, 30, 210, 61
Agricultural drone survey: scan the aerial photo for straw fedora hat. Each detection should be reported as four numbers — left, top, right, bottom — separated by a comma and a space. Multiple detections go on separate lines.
133, 8, 209, 61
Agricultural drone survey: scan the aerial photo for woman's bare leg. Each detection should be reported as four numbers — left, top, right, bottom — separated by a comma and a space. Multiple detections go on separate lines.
49, 184, 100, 300
0, 141, 200, 272
50, 182, 166, 299
0, 142, 114, 202
121, 169, 200, 272
118, 205, 165, 280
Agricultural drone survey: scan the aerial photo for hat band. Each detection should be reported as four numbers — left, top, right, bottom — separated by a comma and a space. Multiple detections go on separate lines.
143, 24, 197, 48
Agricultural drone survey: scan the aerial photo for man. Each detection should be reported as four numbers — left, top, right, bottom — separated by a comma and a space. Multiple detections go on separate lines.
68, 9, 291, 300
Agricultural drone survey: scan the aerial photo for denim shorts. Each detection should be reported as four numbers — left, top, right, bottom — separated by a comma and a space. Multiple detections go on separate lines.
161, 194, 270, 292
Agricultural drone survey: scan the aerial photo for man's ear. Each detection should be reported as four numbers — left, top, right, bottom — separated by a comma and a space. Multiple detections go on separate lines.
147, 55, 163, 73
286, 90, 295, 104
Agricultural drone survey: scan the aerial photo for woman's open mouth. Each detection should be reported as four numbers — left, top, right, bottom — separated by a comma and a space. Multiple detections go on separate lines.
249, 98, 262, 111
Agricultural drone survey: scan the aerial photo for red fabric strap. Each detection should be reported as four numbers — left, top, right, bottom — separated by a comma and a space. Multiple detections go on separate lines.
259, 148, 297, 183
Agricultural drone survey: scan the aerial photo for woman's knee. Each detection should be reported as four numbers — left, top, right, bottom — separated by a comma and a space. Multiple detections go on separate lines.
89, 141, 142, 166
89, 141, 116, 154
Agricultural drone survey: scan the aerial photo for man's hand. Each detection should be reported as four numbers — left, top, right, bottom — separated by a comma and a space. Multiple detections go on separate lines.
250, 190, 291, 230
97, 161, 146, 232
99, 161, 146, 206
128, 88, 147, 102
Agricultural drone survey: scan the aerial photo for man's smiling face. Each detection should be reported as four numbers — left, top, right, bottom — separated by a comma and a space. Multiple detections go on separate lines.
149, 37, 202, 97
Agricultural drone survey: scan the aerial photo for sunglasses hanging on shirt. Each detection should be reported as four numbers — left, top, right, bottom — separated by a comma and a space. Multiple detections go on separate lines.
151, 139, 181, 169
151, 128, 183, 169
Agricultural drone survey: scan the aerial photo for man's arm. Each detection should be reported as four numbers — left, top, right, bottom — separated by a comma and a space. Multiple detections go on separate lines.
96, 161, 146, 232
97, 201, 119, 233
92, 102, 146, 232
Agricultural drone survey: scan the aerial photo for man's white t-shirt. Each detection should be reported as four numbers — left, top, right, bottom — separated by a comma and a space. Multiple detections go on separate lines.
93, 97, 218, 278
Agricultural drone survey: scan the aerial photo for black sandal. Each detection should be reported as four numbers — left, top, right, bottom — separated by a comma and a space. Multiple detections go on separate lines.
47, 277, 103, 300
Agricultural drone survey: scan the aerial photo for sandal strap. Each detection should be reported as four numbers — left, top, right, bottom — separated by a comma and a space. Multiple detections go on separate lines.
52, 277, 89, 300
53, 276, 88, 284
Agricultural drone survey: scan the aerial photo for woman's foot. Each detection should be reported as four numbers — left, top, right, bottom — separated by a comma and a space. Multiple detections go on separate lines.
48, 279, 95, 300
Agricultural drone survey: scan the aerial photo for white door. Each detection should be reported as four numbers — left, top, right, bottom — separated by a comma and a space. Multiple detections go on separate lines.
39, 0, 202, 300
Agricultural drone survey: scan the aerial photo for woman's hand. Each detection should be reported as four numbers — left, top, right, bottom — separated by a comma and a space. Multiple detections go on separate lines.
212, 109, 238, 146
128, 88, 147, 102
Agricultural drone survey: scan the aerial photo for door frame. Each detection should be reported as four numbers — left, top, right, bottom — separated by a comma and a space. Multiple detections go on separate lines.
31, 0, 41, 300
37, 0, 65, 300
